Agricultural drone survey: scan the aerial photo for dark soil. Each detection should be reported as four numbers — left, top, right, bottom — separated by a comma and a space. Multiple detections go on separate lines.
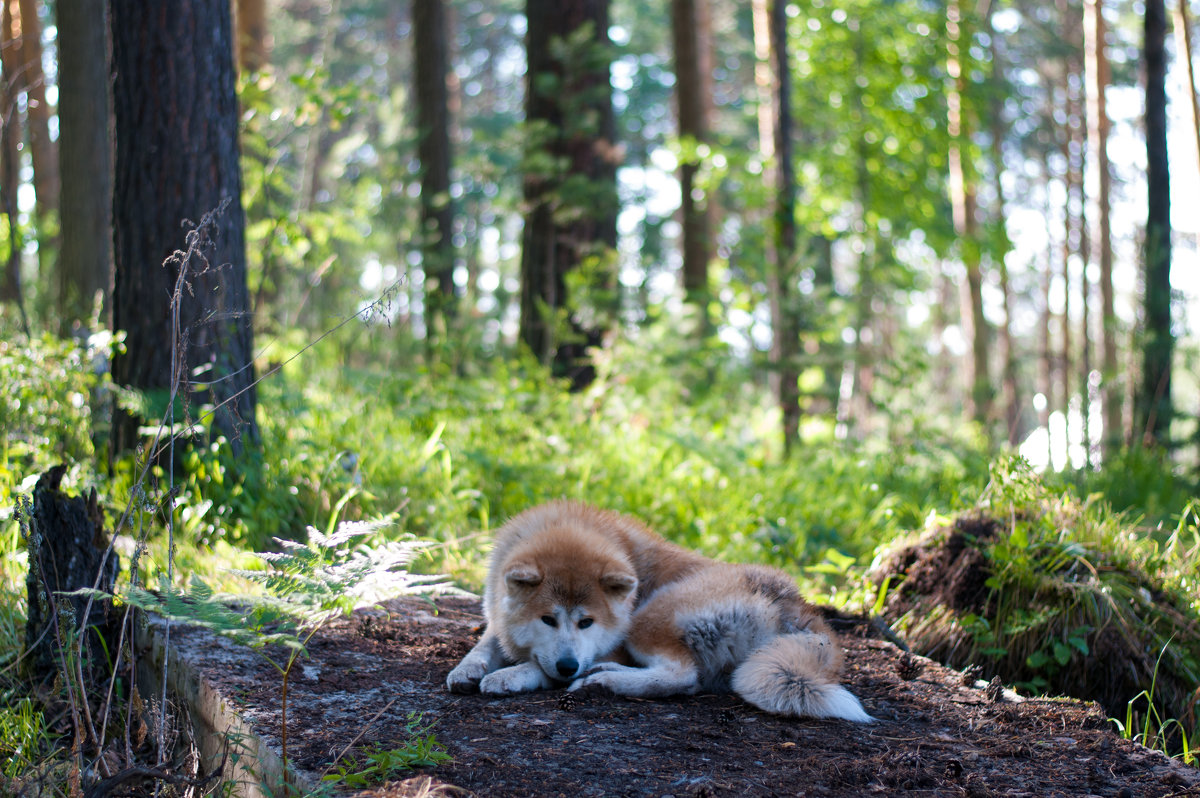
172, 597, 1200, 797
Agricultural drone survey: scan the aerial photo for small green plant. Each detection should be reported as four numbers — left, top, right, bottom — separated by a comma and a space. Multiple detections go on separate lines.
0, 695, 56, 780
91, 519, 458, 794
321, 713, 451, 788
1110, 641, 1197, 766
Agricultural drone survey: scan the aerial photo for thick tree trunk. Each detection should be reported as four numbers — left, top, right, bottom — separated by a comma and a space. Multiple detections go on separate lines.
23, 466, 120, 680
110, 0, 258, 455
518, 0, 619, 390
414, 0, 457, 350
672, 0, 713, 337
1139, 0, 1172, 447
56, 0, 113, 332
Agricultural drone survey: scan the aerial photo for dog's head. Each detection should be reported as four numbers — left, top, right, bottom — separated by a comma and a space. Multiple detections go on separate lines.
498, 541, 637, 682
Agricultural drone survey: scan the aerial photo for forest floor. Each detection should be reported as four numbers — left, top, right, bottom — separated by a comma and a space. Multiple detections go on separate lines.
178, 597, 1200, 798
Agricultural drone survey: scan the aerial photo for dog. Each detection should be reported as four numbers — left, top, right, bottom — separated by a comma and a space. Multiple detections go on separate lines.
446, 500, 872, 721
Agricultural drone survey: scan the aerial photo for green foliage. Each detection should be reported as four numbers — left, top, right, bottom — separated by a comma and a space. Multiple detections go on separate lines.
113, 520, 454, 671
321, 713, 451, 787
0, 331, 113, 482
0, 695, 56, 780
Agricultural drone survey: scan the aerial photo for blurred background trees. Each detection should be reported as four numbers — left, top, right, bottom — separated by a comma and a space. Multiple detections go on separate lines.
0, 0, 1197, 469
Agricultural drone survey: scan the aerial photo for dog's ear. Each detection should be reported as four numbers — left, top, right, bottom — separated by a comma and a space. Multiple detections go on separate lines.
504, 563, 542, 593
600, 572, 637, 598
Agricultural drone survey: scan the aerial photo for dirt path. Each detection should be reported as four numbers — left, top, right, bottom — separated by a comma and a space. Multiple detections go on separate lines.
174, 597, 1200, 797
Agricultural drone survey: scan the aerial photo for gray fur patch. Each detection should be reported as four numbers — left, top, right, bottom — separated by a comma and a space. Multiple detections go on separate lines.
681, 608, 771, 692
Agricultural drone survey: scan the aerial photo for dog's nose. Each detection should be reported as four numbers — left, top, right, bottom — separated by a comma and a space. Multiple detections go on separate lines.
556, 657, 579, 678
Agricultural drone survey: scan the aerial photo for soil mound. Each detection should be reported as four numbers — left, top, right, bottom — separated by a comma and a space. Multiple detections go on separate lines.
871, 512, 1200, 742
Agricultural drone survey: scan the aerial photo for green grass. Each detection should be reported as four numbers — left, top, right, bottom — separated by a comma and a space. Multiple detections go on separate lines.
320, 713, 451, 788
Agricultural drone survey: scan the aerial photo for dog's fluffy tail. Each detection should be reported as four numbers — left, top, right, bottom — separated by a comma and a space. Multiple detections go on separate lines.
731, 633, 873, 722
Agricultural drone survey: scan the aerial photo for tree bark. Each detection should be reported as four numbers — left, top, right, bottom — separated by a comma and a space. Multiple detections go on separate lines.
947, 0, 991, 430
1174, 0, 1200, 178
56, 0, 113, 333
110, 0, 258, 455
0, 0, 28, 330
985, 9, 1021, 447
518, 0, 619, 390
671, 0, 713, 337
15, 0, 55, 214
1139, 0, 1172, 448
22, 465, 120, 680
414, 0, 457, 351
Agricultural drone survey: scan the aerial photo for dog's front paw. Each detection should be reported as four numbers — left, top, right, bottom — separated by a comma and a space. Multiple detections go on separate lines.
568, 671, 618, 694
446, 657, 488, 694
479, 662, 551, 696
578, 661, 625, 678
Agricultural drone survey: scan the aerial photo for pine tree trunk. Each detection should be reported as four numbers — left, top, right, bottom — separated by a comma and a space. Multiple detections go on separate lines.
15, 0, 58, 214
110, 0, 258, 455
1174, 0, 1200, 178
672, 0, 713, 337
1037, 158, 1055, 465
1084, 0, 1120, 455
947, 0, 991, 430
0, 0, 27, 326
56, 0, 113, 333
234, 0, 269, 74
518, 0, 619, 390
754, 0, 801, 452
986, 12, 1021, 447
414, 0, 457, 351
1139, 0, 1173, 447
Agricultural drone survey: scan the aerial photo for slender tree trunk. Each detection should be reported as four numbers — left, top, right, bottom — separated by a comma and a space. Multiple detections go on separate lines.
672, 0, 713, 337
947, 0, 991, 430
1038, 156, 1055, 465
110, 0, 258, 455
1174, 0, 1200, 177
1084, 0, 1120, 455
414, 0, 457, 352
754, 0, 801, 452
518, 0, 619, 390
1057, 0, 1080, 462
15, 0, 54, 211
57, 0, 113, 333
234, 0, 269, 75
984, 10, 1021, 446
1139, 0, 1172, 447
0, 0, 28, 328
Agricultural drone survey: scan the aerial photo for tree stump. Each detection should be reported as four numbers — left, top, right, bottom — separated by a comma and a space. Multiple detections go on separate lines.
22, 465, 120, 680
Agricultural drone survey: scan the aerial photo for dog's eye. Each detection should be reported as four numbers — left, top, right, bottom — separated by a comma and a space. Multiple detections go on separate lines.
578, 618, 594, 629
541, 615, 557, 627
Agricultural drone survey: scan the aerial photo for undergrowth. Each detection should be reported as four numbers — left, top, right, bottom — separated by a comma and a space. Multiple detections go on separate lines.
872, 457, 1200, 763
4, 320, 1200, 789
